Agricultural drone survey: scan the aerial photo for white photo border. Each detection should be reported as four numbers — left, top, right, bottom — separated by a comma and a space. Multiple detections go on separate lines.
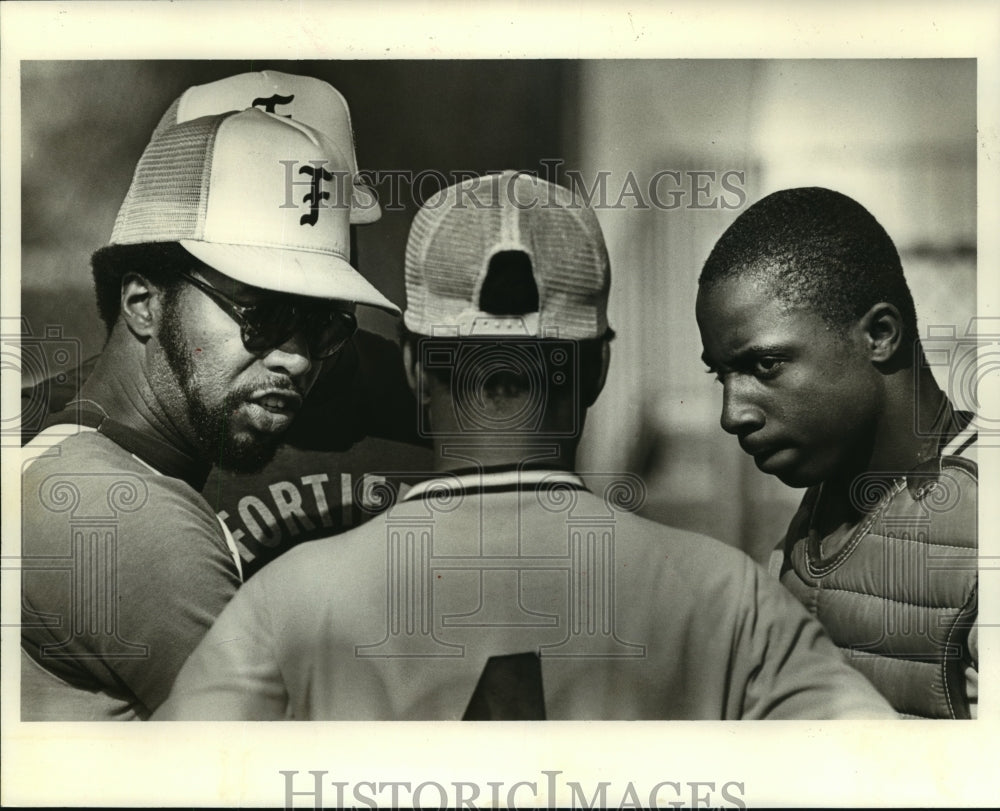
2, 2, 997, 807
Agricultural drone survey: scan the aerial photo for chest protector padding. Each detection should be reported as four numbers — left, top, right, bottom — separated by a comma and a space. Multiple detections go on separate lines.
781, 432, 977, 718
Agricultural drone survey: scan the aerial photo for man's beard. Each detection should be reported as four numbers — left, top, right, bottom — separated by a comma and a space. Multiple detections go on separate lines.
159, 302, 285, 474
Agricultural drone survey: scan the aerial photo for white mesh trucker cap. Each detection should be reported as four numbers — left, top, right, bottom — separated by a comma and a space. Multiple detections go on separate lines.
152, 70, 380, 224
403, 171, 610, 338
110, 108, 399, 313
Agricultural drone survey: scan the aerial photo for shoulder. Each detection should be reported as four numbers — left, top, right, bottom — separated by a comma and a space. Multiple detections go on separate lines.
22, 432, 224, 551
23, 431, 155, 516
24, 428, 134, 472
232, 521, 386, 638
27, 431, 212, 508
601, 505, 742, 551
592, 506, 759, 582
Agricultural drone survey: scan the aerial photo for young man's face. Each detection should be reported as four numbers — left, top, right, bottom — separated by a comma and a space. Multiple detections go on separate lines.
156, 268, 324, 473
695, 276, 883, 488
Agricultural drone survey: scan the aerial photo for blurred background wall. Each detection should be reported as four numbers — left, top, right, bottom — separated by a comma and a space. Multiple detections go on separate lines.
21, 59, 976, 563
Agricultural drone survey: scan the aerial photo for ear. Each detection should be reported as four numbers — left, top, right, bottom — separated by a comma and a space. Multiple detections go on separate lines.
120, 273, 162, 339
583, 339, 611, 407
859, 302, 904, 364
402, 340, 431, 405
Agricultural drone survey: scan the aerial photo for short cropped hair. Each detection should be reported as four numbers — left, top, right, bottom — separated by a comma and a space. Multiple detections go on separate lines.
400, 328, 612, 412
91, 242, 190, 335
699, 187, 919, 345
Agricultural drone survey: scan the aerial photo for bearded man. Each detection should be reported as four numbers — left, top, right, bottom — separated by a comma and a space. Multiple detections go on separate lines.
20, 86, 398, 720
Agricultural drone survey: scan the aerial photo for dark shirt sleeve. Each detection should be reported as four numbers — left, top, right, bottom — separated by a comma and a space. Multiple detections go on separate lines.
21, 470, 241, 716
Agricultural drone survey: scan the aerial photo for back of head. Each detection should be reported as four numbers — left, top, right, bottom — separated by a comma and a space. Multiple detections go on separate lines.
402, 171, 613, 439
700, 187, 918, 346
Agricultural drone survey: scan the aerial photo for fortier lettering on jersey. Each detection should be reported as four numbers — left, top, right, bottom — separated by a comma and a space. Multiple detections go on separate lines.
218, 471, 399, 560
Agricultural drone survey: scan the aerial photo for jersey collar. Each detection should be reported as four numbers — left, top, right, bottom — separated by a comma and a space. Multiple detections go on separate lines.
402, 465, 588, 502
42, 404, 211, 491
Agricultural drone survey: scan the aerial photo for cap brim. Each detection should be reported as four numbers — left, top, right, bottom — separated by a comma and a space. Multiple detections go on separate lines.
180, 241, 400, 315
350, 184, 381, 224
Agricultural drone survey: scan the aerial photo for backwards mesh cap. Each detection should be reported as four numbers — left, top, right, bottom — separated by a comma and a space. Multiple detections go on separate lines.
404, 171, 610, 339
110, 107, 399, 313
152, 70, 380, 224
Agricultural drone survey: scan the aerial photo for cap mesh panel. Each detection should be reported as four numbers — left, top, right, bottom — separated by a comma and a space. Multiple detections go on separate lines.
110, 115, 220, 244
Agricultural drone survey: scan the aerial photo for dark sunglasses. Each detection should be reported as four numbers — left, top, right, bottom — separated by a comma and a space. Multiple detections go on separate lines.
177, 271, 357, 359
